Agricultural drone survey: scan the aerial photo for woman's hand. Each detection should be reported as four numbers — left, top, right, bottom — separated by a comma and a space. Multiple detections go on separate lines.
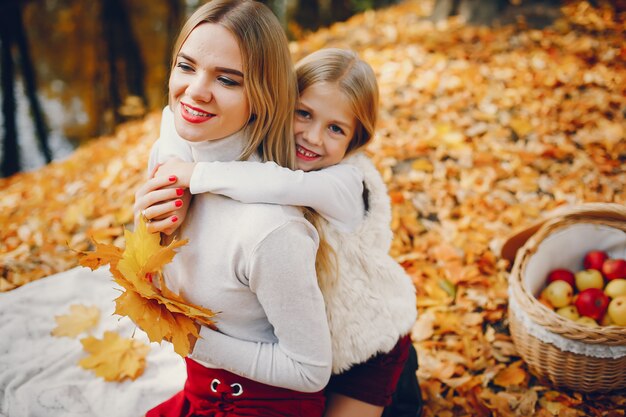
133, 174, 191, 235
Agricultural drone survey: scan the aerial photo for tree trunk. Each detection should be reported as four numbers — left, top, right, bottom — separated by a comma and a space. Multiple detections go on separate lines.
101, 0, 146, 126
14, 1, 51, 163
0, 1, 21, 177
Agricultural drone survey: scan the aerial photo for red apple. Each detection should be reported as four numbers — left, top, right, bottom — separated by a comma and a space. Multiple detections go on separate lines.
546, 268, 576, 287
583, 250, 608, 271
602, 258, 626, 281
574, 288, 610, 321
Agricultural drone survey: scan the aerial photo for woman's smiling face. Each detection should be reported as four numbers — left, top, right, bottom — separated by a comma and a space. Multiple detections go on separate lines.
169, 23, 249, 143
293, 82, 356, 172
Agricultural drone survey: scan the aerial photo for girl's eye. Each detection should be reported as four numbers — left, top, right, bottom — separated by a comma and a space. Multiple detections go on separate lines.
329, 124, 345, 135
218, 76, 240, 87
295, 109, 310, 119
176, 62, 193, 72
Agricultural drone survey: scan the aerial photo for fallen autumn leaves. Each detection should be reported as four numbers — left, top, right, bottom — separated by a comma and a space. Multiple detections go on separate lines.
1, 0, 625, 415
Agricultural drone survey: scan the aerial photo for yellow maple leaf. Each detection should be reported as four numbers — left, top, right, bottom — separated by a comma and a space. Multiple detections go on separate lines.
78, 217, 216, 356
51, 304, 100, 338
79, 331, 149, 382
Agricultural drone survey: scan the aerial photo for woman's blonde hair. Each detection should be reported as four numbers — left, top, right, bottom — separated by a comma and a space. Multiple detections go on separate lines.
171, 0, 297, 168
297, 48, 380, 289
295, 48, 379, 155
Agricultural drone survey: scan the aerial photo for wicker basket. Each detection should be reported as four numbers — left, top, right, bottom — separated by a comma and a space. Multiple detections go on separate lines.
507, 203, 626, 392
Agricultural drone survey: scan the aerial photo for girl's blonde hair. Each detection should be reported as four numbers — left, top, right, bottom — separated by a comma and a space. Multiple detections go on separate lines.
295, 48, 379, 155
296, 48, 380, 289
171, 0, 297, 168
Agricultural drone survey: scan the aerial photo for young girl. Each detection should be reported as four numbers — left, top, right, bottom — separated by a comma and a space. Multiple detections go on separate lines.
142, 1, 333, 416
139, 49, 419, 417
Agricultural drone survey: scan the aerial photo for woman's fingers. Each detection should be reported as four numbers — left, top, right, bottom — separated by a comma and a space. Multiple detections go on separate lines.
145, 215, 180, 234
134, 186, 184, 216
135, 175, 178, 202
133, 172, 189, 235
142, 197, 184, 222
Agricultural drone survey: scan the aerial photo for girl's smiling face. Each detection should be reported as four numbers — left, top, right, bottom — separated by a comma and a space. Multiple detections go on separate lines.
169, 23, 249, 143
293, 82, 356, 172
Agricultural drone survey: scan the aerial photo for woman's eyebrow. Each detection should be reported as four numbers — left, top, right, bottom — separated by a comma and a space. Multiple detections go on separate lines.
216, 67, 244, 78
177, 53, 196, 63
176, 54, 244, 78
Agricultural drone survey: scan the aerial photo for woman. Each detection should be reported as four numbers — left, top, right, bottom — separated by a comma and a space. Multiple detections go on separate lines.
142, 1, 332, 416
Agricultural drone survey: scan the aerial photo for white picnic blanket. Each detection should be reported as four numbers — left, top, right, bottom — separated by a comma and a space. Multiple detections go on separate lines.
0, 266, 186, 417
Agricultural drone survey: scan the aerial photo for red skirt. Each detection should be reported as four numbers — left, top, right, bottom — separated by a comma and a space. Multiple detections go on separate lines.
146, 358, 325, 417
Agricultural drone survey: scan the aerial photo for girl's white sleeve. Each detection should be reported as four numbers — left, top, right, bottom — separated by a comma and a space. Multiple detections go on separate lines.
148, 106, 194, 174
189, 161, 365, 232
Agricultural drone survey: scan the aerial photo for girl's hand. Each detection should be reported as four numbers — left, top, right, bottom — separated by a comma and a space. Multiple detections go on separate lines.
155, 158, 196, 189
133, 174, 191, 235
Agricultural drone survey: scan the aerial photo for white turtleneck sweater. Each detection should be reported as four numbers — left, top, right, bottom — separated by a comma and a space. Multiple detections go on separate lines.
149, 123, 332, 393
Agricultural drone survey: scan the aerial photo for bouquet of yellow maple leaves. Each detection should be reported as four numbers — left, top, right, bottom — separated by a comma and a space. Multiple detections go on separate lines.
78, 217, 216, 356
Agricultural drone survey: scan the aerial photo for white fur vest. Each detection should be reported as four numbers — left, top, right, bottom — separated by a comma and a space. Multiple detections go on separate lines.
318, 152, 417, 374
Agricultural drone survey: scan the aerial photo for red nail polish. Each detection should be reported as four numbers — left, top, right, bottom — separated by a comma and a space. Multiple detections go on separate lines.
145, 273, 153, 283
176, 188, 184, 196
175, 199, 183, 207
171, 216, 178, 223
169, 175, 177, 182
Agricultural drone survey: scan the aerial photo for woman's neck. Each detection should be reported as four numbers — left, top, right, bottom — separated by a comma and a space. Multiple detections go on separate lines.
186, 128, 248, 162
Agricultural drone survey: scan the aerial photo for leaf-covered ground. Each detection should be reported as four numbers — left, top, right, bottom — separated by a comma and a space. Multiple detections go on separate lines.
1, 0, 625, 415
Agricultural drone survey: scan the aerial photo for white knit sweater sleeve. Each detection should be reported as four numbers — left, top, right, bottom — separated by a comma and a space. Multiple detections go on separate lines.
189, 161, 365, 232
148, 106, 194, 174
191, 220, 332, 392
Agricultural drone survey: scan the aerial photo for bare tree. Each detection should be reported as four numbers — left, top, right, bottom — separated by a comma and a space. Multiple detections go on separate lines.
0, 0, 51, 177
1, 8, 19, 177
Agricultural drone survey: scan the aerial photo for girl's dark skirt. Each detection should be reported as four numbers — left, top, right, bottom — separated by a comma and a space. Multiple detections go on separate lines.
326, 335, 411, 407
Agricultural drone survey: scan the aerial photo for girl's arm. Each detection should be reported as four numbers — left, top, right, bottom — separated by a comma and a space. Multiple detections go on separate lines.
154, 106, 365, 232
187, 160, 365, 232
191, 221, 332, 392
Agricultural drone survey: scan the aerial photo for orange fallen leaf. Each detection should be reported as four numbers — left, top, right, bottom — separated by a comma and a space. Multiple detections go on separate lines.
493, 360, 528, 388
77, 240, 123, 271
509, 117, 533, 137
51, 304, 100, 338
79, 331, 149, 382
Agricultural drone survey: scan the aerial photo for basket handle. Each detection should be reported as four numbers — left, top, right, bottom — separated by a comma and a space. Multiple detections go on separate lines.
501, 203, 626, 263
